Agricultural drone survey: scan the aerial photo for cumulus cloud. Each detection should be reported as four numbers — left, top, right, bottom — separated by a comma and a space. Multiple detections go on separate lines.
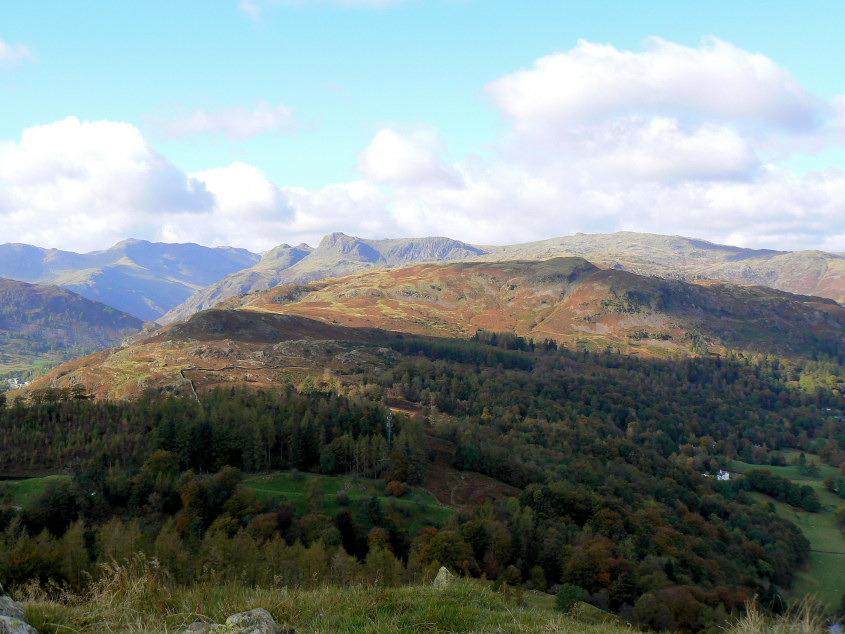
358, 128, 464, 187
330, 37, 845, 250
192, 162, 293, 221
487, 37, 819, 136
0, 117, 391, 252
144, 101, 296, 140
0, 36, 33, 68
0, 117, 214, 252
5, 37, 845, 254
581, 117, 759, 182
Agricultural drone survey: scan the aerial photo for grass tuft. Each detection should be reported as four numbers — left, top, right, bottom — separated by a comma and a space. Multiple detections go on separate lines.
724, 597, 835, 634
21, 557, 629, 633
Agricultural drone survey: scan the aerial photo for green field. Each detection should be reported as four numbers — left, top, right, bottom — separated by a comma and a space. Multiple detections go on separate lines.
0, 351, 65, 380
1, 474, 70, 508
243, 472, 454, 533
731, 456, 845, 609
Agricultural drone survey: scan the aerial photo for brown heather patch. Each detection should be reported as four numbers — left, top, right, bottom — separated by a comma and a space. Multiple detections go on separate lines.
23, 257, 845, 401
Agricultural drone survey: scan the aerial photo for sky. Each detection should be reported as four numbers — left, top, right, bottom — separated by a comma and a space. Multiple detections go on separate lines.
1, 0, 845, 254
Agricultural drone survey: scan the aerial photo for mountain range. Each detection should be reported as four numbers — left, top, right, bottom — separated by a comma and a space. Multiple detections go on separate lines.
162, 231, 845, 324
2, 232, 843, 327
158, 233, 486, 323
23, 256, 845, 401
3, 230, 844, 386
0, 239, 259, 321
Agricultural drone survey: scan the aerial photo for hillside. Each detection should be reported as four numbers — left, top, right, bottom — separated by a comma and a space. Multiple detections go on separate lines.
0, 239, 259, 321
163, 231, 845, 323
159, 234, 488, 324
159, 243, 313, 324
21, 576, 626, 633
233, 257, 845, 359
11, 318, 845, 627
0, 278, 144, 381
482, 232, 845, 304
22, 257, 845, 403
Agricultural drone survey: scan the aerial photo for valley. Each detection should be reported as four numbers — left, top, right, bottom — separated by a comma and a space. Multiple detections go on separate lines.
1, 235, 844, 632
7, 6, 845, 631
0, 277, 144, 384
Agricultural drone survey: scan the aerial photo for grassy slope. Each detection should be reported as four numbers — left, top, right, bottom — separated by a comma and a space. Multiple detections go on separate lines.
0, 277, 144, 378
0, 355, 55, 380
731, 457, 845, 608
23, 577, 626, 634
242, 472, 454, 533
239, 258, 845, 359
2, 474, 70, 507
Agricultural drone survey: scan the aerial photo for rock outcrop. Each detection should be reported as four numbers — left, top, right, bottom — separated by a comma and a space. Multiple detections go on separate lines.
161, 234, 487, 324
0, 588, 38, 634
433, 566, 455, 587
182, 607, 293, 634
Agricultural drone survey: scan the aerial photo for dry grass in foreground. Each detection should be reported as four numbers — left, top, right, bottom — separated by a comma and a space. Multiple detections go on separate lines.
723, 598, 837, 634
18, 557, 628, 634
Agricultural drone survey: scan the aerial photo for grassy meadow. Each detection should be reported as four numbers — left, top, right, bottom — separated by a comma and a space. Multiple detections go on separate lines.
731, 455, 845, 609
243, 471, 454, 533
20, 565, 627, 634
0, 474, 70, 508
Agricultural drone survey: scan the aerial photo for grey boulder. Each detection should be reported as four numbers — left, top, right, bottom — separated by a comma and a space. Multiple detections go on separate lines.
226, 608, 285, 634
0, 598, 24, 622
181, 608, 293, 634
433, 566, 455, 587
0, 615, 38, 634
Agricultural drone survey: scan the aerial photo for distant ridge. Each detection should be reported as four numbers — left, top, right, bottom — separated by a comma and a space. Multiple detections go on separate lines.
5, 231, 844, 326
478, 232, 845, 303
160, 234, 486, 324
0, 240, 259, 321
163, 230, 845, 324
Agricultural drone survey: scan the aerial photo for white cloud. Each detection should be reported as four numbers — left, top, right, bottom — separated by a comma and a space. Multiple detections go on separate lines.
318, 38, 845, 251
357, 128, 463, 187
144, 101, 296, 140
0, 36, 33, 68
238, 0, 262, 19
180, 162, 297, 248
0, 117, 213, 252
0, 117, 389, 252
5, 37, 845, 255
584, 117, 759, 182
192, 162, 293, 220
487, 37, 819, 137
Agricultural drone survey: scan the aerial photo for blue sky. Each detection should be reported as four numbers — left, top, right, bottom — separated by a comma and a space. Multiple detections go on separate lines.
1, 0, 844, 252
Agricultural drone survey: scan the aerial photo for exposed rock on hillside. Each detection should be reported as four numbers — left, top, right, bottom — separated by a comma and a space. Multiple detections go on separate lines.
161, 234, 486, 324
163, 231, 845, 324
0, 587, 37, 634
182, 607, 293, 633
